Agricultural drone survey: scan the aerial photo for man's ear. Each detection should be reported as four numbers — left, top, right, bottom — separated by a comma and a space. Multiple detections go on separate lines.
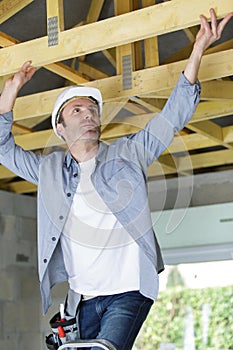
56, 123, 66, 141
56, 123, 63, 136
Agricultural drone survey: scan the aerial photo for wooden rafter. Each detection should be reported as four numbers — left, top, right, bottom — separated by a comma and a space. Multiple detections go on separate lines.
0, 0, 33, 24
9, 48, 233, 124
142, 80, 233, 100
142, 0, 159, 68
46, 0, 64, 32
0, 1, 232, 75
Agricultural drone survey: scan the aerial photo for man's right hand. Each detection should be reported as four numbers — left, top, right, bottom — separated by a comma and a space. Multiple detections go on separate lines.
0, 61, 36, 114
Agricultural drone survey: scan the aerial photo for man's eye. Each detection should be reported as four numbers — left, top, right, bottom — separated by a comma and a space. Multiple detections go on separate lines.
90, 108, 98, 114
74, 108, 80, 113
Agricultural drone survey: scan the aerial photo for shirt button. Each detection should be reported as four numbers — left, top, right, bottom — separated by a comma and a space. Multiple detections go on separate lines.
59, 215, 64, 220
67, 193, 71, 197
43, 258, 47, 263
52, 237, 56, 241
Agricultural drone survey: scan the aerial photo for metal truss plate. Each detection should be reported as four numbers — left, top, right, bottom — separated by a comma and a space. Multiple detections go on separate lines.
48, 15, 58, 47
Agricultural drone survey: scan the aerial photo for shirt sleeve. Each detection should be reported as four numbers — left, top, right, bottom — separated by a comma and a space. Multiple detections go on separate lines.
0, 111, 41, 184
126, 72, 201, 167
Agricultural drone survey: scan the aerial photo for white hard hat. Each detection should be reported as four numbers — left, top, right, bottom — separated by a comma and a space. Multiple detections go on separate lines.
51, 85, 103, 139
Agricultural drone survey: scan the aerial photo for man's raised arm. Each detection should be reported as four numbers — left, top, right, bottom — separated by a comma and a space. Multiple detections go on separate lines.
184, 8, 232, 84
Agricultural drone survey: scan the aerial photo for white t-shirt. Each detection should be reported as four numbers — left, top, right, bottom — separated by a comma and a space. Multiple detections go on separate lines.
60, 157, 140, 296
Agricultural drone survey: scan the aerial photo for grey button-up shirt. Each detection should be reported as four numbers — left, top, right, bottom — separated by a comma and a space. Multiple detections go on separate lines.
0, 73, 201, 313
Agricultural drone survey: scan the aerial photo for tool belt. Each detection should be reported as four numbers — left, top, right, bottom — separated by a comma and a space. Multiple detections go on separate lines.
45, 312, 79, 350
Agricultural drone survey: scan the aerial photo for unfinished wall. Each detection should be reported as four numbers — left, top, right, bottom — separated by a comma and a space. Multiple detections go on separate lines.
0, 190, 67, 350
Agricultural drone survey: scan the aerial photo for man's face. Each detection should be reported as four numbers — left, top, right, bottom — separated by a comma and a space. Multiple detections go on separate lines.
56, 98, 100, 144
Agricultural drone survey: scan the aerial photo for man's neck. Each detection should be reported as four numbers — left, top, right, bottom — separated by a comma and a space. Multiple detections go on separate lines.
69, 140, 99, 163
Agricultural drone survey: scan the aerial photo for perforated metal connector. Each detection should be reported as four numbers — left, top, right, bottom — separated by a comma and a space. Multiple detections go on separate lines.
48, 16, 59, 47
122, 54, 132, 90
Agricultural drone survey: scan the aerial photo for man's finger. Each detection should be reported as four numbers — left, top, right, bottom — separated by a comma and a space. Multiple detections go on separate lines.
20, 61, 32, 73
217, 12, 233, 37
200, 14, 213, 33
26, 66, 37, 80
210, 8, 217, 37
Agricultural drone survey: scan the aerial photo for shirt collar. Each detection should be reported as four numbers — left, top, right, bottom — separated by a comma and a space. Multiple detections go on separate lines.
64, 151, 73, 168
64, 141, 108, 168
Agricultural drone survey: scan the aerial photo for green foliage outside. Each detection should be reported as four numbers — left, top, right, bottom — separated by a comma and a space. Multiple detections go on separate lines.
134, 285, 233, 350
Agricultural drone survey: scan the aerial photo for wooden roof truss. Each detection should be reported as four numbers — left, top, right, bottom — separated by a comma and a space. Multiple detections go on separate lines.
0, 0, 232, 194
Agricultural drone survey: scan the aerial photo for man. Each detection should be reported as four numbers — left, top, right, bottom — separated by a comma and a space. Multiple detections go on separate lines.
0, 9, 232, 350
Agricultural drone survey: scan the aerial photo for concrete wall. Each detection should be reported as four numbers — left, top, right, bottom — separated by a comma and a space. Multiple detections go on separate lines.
0, 190, 67, 350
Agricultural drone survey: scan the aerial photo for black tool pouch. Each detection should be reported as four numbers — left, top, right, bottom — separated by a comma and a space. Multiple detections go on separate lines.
45, 312, 79, 349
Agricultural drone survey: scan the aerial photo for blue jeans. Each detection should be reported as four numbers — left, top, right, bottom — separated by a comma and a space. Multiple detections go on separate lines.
77, 291, 153, 350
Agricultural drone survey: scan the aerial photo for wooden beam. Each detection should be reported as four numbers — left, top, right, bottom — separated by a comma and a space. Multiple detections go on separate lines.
12, 123, 31, 135
101, 109, 233, 144
201, 81, 233, 100
164, 39, 233, 65
129, 96, 161, 113
0, 31, 90, 84
114, 0, 135, 78
142, 0, 159, 68
0, 0, 33, 24
86, 0, 105, 23
184, 26, 199, 43
0, 167, 16, 180
79, 0, 105, 62
148, 148, 233, 177
190, 100, 233, 123
177, 149, 233, 173
206, 39, 233, 55
132, 0, 144, 71
166, 133, 218, 154
102, 48, 116, 68
90, 48, 230, 98
78, 61, 109, 80
0, 0, 232, 75
0, 31, 19, 47
17, 115, 50, 129
142, 80, 233, 100
101, 98, 129, 127
11, 48, 233, 123
45, 62, 90, 83
124, 101, 151, 115
14, 129, 64, 150
223, 126, 233, 144
187, 120, 233, 149
101, 113, 159, 140
46, 0, 64, 32
1, 181, 37, 193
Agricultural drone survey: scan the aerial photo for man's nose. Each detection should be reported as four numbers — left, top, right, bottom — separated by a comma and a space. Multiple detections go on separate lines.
82, 109, 92, 119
